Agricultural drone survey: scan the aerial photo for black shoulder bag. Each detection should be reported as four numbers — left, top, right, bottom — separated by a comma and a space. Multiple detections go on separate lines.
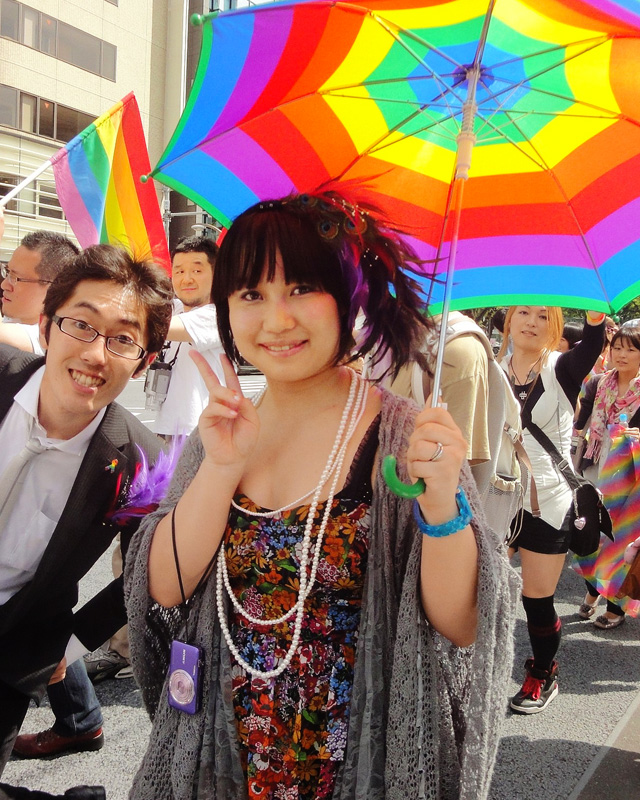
525, 421, 613, 557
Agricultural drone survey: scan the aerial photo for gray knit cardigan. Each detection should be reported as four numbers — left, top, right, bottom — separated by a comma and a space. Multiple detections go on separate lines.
125, 391, 519, 800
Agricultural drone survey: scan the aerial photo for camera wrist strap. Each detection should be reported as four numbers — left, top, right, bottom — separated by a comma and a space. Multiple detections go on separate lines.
171, 504, 218, 640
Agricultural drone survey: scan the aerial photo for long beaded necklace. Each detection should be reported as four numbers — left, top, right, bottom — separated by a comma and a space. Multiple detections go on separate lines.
222, 372, 364, 621
216, 369, 369, 679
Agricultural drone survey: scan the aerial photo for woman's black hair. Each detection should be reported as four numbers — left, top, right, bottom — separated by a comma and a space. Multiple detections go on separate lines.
212, 190, 432, 379
611, 319, 640, 352
561, 321, 583, 349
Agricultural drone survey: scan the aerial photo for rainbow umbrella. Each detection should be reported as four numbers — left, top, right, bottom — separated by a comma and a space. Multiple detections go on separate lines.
149, 0, 640, 321
573, 431, 640, 616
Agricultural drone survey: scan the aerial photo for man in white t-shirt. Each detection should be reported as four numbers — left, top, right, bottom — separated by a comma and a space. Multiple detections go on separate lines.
151, 235, 224, 439
0, 229, 79, 355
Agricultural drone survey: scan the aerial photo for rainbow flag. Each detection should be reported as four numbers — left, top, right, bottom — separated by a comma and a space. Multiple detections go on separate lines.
573, 434, 640, 616
51, 93, 169, 270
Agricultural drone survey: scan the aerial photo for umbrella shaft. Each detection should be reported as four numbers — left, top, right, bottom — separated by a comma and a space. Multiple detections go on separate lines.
430, 177, 466, 406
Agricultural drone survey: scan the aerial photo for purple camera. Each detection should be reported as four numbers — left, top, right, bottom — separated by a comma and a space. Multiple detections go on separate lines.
168, 640, 203, 715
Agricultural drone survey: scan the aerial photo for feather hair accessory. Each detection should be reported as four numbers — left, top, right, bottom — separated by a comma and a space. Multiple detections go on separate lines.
106, 436, 185, 525
285, 183, 435, 365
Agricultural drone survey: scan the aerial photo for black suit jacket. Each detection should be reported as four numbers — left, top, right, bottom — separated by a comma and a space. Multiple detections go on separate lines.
0, 346, 162, 700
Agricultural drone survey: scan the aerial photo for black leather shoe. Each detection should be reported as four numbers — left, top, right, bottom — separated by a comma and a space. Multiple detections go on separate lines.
63, 788, 106, 800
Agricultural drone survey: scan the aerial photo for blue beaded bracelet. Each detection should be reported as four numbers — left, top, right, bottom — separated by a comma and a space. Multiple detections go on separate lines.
413, 487, 473, 538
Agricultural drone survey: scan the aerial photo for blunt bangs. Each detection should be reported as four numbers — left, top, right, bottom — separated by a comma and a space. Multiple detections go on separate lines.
214, 207, 344, 298
612, 320, 640, 352
213, 206, 351, 365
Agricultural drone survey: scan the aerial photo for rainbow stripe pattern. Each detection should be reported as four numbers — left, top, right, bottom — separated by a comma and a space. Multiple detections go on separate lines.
573, 434, 640, 615
52, 93, 169, 270
151, 0, 640, 311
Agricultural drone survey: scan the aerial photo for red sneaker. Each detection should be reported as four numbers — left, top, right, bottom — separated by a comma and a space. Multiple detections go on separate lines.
510, 659, 558, 715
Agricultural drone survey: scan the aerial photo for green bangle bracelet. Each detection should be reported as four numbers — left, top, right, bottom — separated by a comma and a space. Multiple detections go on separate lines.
413, 487, 473, 537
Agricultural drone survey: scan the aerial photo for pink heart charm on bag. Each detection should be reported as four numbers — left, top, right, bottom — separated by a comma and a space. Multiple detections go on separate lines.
574, 517, 586, 530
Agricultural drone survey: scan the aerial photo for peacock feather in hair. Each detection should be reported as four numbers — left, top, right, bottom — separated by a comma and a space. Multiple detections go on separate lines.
107, 436, 185, 525
286, 181, 423, 329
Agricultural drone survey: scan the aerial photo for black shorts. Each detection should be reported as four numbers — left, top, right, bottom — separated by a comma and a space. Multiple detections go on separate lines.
509, 508, 572, 555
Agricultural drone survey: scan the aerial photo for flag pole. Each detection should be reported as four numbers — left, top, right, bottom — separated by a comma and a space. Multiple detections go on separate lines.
0, 159, 53, 209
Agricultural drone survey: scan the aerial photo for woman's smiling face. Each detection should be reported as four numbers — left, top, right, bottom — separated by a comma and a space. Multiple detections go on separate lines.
228, 255, 341, 385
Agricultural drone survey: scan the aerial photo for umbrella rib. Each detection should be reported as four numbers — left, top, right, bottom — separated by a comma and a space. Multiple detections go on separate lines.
486, 37, 634, 123
488, 34, 609, 71
369, 12, 466, 123
331, 103, 458, 180
324, 89, 461, 144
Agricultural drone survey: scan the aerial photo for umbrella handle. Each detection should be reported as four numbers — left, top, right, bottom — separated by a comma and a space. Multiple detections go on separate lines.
382, 455, 425, 498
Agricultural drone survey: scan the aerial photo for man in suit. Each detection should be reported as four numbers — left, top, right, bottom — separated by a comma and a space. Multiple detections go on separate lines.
0, 245, 173, 799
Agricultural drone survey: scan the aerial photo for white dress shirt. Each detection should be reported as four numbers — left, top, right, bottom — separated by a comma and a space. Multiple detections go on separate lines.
0, 366, 105, 603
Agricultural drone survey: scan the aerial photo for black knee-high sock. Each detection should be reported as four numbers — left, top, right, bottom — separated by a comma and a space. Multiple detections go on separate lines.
522, 594, 561, 673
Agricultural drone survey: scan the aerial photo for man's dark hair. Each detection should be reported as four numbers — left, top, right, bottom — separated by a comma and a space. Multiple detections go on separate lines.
20, 231, 80, 282
171, 235, 218, 267
43, 245, 173, 353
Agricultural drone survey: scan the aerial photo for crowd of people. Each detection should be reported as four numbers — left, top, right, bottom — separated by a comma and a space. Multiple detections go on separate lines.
0, 192, 638, 799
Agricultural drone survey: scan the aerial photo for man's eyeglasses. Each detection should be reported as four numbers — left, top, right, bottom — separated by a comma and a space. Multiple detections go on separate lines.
51, 315, 146, 360
0, 265, 53, 286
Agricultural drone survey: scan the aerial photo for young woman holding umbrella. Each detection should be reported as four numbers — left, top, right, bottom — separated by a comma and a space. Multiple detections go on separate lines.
499, 306, 605, 714
573, 319, 640, 628
126, 190, 518, 800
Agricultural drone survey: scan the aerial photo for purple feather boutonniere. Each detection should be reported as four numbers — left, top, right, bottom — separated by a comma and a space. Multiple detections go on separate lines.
106, 437, 185, 525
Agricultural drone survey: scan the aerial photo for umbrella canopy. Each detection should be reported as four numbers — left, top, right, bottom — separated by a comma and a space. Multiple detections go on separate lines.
151, 0, 640, 313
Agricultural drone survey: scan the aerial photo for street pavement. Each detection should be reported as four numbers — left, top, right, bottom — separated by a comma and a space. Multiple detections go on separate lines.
4, 376, 639, 799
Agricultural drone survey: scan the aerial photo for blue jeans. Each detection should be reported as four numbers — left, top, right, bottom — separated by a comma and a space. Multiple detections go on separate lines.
48, 659, 102, 737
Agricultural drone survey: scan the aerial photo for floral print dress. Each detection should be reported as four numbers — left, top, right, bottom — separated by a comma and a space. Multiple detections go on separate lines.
224, 420, 379, 800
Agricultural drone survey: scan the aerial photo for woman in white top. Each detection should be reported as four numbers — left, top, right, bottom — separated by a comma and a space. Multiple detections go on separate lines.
499, 306, 604, 714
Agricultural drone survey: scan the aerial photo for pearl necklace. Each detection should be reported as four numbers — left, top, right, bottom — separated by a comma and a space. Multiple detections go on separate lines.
216, 370, 368, 679
221, 372, 366, 625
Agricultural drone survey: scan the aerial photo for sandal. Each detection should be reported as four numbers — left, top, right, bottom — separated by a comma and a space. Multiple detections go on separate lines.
578, 595, 600, 619
593, 613, 625, 629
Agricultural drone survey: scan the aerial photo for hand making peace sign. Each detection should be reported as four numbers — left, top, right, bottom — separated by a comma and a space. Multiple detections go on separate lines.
189, 350, 260, 472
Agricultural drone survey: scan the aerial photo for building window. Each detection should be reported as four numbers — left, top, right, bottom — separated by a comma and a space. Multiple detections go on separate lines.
37, 181, 63, 219
0, 173, 19, 212
0, 85, 96, 143
101, 41, 117, 81
21, 3, 37, 48
0, 3, 117, 80
20, 92, 36, 133
0, 0, 18, 40
58, 22, 101, 74
38, 98, 55, 138
40, 14, 56, 56
0, 84, 17, 127
56, 104, 92, 143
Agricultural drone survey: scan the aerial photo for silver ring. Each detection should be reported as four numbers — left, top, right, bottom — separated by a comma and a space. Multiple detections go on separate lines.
428, 442, 444, 462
